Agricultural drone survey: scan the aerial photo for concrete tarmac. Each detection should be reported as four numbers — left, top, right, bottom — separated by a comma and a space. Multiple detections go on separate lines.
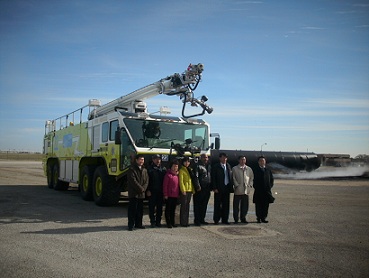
0, 160, 368, 277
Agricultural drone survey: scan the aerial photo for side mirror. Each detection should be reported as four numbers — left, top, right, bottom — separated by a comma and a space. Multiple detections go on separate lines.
115, 130, 122, 145
215, 137, 220, 150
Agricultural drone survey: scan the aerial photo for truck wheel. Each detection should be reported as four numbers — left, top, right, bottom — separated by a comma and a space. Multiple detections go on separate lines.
47, 164, 54, 189
79, 166, 94, 201
92, 165, 120, 206
53, 164, 69, 191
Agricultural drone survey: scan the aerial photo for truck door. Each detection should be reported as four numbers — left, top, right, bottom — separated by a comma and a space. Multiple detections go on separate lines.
120, 128, 135, 170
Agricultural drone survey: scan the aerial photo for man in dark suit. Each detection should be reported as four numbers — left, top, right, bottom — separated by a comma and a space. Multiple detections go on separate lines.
253, 156, 274, 223
211, 152, 233, 225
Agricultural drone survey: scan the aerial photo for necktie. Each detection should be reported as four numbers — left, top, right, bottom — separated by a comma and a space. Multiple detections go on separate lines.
223, 164, 229, 185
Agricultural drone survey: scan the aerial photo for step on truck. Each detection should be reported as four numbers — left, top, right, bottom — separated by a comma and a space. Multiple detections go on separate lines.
43, 63, 217, 206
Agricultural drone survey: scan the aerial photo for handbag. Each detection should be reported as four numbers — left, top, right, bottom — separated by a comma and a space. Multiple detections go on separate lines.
189, 167, 201, 191
267, 191, 275, 203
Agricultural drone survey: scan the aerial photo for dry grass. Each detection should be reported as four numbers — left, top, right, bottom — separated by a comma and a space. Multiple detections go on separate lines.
0, 152, 43, 161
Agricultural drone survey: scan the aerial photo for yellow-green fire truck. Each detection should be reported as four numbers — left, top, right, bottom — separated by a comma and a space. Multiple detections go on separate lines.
43, 63, 217, 206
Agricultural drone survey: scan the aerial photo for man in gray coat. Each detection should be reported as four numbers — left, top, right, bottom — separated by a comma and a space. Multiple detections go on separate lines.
127, 154, 149, 231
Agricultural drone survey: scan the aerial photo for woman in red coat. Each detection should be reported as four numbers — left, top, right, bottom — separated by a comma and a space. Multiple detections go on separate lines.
163, 160, 180, 228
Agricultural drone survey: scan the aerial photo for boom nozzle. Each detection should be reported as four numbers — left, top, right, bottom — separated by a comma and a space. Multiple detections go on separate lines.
186, 63, 204, 76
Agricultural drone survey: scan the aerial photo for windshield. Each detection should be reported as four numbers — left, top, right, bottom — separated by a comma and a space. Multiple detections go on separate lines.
123, 118, 209, 150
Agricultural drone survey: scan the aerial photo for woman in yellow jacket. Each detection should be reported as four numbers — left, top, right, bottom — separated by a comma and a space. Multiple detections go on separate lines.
179, 157, 195, 227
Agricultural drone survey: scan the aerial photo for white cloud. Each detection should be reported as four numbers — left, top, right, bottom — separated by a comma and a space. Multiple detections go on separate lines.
301, 26, 326, 30
218, 122, 369, 132
208, 105, 368, 118
304, 98, 369, 109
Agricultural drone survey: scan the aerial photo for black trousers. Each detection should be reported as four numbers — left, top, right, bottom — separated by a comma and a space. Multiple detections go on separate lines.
165, 197, 178, 226
193, 187, 211, 224
213, 190, 230, 223
148, 191, 163, 225
128, 198, 144, 228
255, 199, 270, 221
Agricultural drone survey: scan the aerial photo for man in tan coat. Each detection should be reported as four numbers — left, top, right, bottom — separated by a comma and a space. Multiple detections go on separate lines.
232, 155, 254, 224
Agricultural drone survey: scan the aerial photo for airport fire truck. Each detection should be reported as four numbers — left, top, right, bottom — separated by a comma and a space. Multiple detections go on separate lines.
43, 63, 216, 206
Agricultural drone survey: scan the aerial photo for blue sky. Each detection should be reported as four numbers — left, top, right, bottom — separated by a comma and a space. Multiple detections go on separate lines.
0, 0, 368, 157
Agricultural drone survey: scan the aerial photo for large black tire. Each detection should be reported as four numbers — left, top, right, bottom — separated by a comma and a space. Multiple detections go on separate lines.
47, 164, 54, 189
92, 166, 120, 206
79, 165, 94, 201
53, 164, 69, 191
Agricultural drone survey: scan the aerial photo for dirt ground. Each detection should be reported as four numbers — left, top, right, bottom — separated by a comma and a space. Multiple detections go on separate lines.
0, 160, 46, 185
0, 160, 368, 278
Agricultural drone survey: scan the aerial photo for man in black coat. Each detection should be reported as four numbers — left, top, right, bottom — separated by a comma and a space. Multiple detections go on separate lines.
193, 154, 212, 226
253, 156, 274, 223
147, 154, 166, 228
211, 152, 233, 225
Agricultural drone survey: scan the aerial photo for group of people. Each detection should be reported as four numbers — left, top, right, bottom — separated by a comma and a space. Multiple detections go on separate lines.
127, 152, 274, 231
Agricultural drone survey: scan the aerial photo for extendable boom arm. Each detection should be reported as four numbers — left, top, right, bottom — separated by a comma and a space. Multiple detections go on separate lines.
90, 63, 212, 119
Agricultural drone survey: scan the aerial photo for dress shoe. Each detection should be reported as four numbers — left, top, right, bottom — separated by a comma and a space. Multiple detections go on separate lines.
234, 221, 239, 224
257, 219, 261, 223
241, 220, 248, 224
194, 222, 201, 226
222, 222, 230, 225
156, 223, 162, 228
128, 227, 133, 231
201, 221, 209, 225
214, 221, 219, 225
167, 224, 172, 228
150, 224, 156, 228
135, 226, 146, 229
172, 224, 178, 228
261, 219, 269, 223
